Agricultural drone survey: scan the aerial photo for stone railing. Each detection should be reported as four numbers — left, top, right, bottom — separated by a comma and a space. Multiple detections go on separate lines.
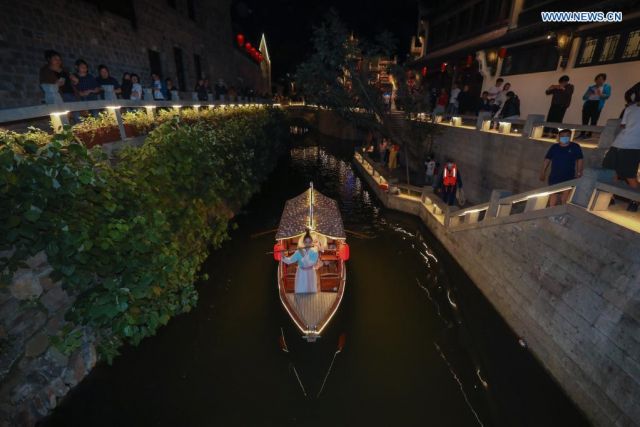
290, 104, 622, 149
354, 150, 640, 235
0, 99, 272, 138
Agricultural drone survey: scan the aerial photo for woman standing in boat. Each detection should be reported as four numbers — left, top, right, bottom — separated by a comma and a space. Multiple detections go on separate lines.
282, 230, 319, 294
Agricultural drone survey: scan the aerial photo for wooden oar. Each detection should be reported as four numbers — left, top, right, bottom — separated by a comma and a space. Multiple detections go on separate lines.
279, 328, 307, 397
250, 228, 278, 238
316, 333, 346, 398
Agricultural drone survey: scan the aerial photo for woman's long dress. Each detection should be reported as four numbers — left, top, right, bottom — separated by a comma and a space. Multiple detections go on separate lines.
283, 248, 319, 293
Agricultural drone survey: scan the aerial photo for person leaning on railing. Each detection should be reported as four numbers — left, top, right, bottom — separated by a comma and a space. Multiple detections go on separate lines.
539, 129, 584, 207
578, 73, 611, 140
39, 49, 78, 102
96, 65, 122, 99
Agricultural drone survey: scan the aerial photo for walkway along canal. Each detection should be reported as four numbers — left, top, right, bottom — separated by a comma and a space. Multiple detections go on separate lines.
40, 134, 587, 426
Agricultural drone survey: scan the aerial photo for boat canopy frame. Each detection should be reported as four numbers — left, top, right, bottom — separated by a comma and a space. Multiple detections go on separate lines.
275, 184, 346, 240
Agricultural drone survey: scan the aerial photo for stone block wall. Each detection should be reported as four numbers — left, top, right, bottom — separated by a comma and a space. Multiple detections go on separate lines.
0, 0, 267, 108
353, 158, 640, 426
426, 207, 640, 426
0, 252, 97, 427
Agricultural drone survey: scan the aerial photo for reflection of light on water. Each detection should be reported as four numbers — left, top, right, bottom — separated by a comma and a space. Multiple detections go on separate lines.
435, 343, 485, 427
476, 369, 489, 388
421, 242, 438, 263
447, 290, 458, 309
393, 226, 415, 238
416, 278, 442, 318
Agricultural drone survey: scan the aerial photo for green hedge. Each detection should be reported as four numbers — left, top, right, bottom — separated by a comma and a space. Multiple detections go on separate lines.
0, 106, 286, 361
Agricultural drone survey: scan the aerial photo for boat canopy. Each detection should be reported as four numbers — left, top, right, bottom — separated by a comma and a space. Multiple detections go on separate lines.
275, 187, 346, 240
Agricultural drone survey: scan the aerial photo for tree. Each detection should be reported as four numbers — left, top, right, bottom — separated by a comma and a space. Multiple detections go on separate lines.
296, 10, 440, 185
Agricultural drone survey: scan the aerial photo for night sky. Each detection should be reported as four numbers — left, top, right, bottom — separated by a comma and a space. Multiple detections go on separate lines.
231, 0, 419, 83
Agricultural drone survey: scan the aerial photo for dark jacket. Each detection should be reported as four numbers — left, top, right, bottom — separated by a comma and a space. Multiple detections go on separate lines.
500, 96, 520, 118
546, 84, 574, 108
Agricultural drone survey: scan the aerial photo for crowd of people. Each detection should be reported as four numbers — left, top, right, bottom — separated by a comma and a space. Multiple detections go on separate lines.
38, 50, 262, 111
363, 74, 640, 211
424, 73, 640, 135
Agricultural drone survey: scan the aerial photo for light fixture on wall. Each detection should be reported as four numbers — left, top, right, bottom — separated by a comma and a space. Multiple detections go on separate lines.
555, 31, 573, 68
485, 49, 498, 76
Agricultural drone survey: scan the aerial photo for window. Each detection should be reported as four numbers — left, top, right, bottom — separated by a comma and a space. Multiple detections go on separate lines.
500, 43, 559, 76
174, 47, 186, 91
622, 30, 640, 59
599, 35, 620, 62
187, 0, 196, 20
194, 54, 202, 80
579, 37, 598, 65
575, 29, 640, 67
148, 50, 162, 76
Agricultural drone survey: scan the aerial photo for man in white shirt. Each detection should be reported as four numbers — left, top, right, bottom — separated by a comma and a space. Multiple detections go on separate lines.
608, 102, 640, 211
425, 157, 436, 185
446, 83, 461, 116
487, 78, 504, 100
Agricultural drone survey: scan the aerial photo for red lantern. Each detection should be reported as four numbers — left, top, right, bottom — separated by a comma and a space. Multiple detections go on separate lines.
273, 242, 284, 261
498, 47, 507, 58
236, 34, 245, 47
440, 62, 447, 73
421, 66, 427, 77
245, 42, 252, 51
466, 55, 473, 67
338, 243, 350, 261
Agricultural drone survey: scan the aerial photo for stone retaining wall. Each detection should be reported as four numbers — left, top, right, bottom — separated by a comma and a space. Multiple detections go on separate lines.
0, 252, 97, 427
353, 158, 640, 426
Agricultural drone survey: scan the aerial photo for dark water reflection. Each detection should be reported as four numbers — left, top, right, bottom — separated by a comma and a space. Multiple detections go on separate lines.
42, 133, 588, 427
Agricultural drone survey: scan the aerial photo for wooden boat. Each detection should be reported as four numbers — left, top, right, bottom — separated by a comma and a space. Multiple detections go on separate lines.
274, 183, 349, 342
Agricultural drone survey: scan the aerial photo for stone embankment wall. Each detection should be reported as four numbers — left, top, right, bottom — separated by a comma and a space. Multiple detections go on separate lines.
353, 158, 640, 426
0, 252, 96, 427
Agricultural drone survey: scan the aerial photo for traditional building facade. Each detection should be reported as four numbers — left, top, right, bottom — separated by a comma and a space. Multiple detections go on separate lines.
0, 0, 270, 109
410, 0, 640, 123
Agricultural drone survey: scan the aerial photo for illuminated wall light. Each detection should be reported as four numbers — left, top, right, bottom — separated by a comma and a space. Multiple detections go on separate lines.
498, 121, 512, 134
51, 111, 70, 117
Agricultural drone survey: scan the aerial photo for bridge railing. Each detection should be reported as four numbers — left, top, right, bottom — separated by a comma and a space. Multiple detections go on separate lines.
0, 99, 272, 141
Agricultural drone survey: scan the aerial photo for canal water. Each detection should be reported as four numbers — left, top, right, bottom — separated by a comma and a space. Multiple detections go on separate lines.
41, 134, 588, 427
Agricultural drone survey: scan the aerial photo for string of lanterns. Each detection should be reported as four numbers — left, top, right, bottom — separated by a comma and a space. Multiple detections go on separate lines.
236, 33, 264, 63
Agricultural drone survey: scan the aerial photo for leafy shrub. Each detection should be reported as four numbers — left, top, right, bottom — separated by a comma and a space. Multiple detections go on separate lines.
0, 107, 286, 360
